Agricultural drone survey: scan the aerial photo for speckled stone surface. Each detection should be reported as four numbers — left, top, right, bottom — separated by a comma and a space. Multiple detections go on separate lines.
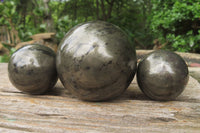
8, 44, 58, 94
56, 21, 137, 101
137, 50, 189, 101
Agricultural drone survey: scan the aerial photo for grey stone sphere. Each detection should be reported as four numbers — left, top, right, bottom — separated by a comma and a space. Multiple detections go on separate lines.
137, 50, 189, 101
8, 44, 58, 94
56, 21, 137, 101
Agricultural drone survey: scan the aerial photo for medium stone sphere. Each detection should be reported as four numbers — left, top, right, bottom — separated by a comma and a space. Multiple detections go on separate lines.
56, 21, 137, 101
137, 50, 189, 101
8, 44, 58, 94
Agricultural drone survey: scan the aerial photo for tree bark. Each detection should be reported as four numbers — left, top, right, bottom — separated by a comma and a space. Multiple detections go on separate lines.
73, 0, 78, 20
106, 0, 115, 19
100, 0, 107, 20
100, 0, 115, 21
96, 0, 99, 20
43, 0, 54, 32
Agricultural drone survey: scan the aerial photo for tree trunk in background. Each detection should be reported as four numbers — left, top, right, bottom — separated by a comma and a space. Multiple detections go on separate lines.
100, 0, 107, 20
73, 0, 78, 20
142, 0, 152, 32
43, 0, 54, 32
106, 0, 114, 19
96, 0, 99, 20
100, 0, 115, 21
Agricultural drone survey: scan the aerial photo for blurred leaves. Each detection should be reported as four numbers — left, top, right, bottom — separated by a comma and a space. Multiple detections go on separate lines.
151, 0, 200, 52
0, 0, 200, 63
0, 47, 16, 63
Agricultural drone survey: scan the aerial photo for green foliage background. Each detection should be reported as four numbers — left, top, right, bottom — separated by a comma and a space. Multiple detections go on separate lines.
151, 0, 200, 52
0, 0, 200, 62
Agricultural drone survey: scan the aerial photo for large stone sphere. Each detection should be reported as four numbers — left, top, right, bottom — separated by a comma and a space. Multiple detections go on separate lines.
8, 44, 58, 94
56, 21, 137, 101
137, 50, 189, 101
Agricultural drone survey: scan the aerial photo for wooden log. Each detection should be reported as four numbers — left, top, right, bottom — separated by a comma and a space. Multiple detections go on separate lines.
16, 33, 57, 52
0, 63, 200, 132
189, 67, 200, 83
15, 40, 41, 50
0, 42, 9, 55
30, 33, 55, 41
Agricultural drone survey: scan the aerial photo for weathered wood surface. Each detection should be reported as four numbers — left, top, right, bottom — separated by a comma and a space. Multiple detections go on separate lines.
30, 33, 55, 41
189, 67, 200, 83
0, 63, 200, 133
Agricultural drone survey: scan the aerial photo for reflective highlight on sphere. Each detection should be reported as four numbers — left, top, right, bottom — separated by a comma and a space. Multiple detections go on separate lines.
137, 50, 189, 101
8, 44, 58, 94
56, 21, 137, 101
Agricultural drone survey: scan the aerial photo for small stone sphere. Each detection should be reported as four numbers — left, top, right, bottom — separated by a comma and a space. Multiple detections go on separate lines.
137, 50, 189, 101
8, 44, 58, 94
56, 21, 137, 101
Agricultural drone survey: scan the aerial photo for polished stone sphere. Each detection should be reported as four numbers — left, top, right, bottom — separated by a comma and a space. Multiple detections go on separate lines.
56, 21, 137, 101
137, 50, 189, 101
8, 44, 58, 94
